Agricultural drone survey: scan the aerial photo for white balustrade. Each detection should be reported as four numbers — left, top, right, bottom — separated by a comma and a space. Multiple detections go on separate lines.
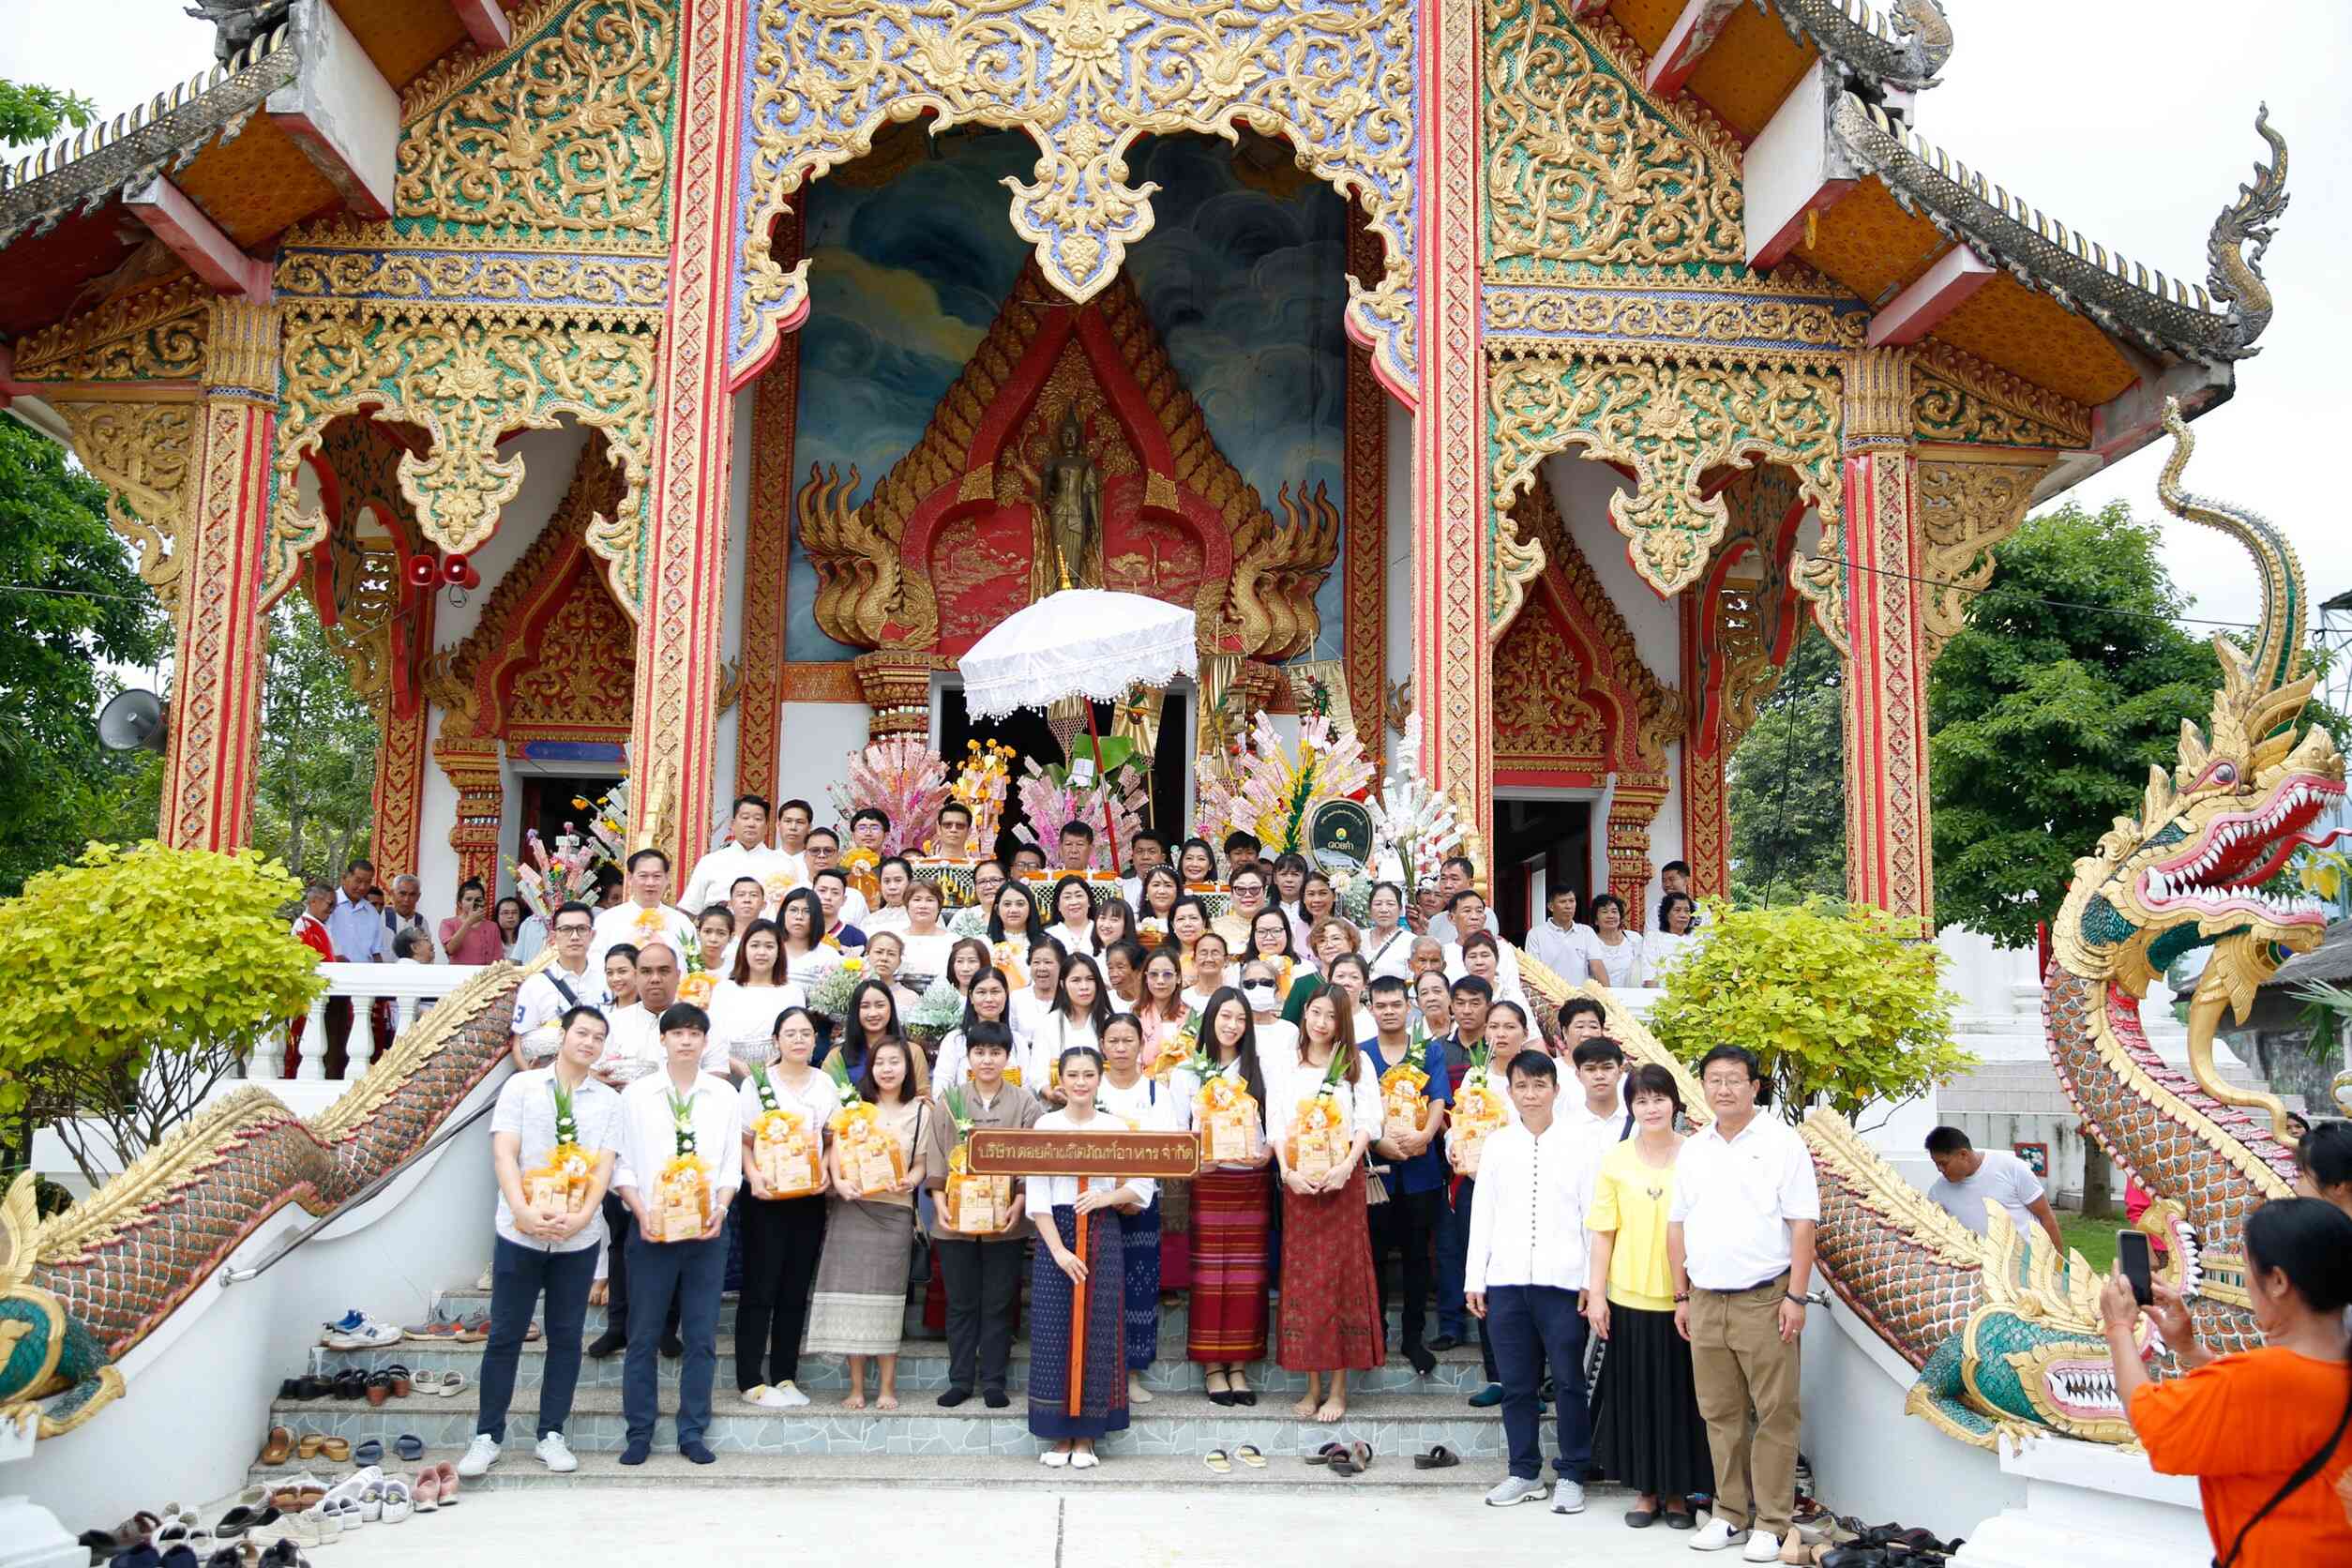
246, 961, 493, 1083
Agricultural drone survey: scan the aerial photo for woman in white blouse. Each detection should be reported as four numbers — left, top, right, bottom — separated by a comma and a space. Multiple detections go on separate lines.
1269, 988, 1385, 1424
892, 881, 955, 987
1584, 893, 1644, 989
1178, 930, 1233, 1015
707, 919, 807, 1078
1026, 1046, 1152, 1468
934, 965, 1020, 1091
1046, 875, 1099, 958
1357, 882, 1415, 983
776, 888, 839, 988
1029, 952, 1110, 1098
862, 856, 913, 934
1643, 892, 1704, 986
1238, 960, 1300, 1064
1093, 1013, 1174, 1407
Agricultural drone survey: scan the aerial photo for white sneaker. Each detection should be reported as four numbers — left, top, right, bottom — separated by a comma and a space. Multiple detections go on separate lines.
774, 1380, 810, 1408
1485, 1475, 1551, 1506
1741, 1530, 1783, 1563
535, 1432, 579, 1473
324, 1314, 404, 1349
455, 1434, 501, 1478
1689, 1517, 1749, 1552
1550, 1480, 1587, 1514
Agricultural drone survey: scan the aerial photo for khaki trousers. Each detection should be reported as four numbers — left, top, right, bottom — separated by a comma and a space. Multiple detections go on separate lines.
1688, 1274, 1801, 1537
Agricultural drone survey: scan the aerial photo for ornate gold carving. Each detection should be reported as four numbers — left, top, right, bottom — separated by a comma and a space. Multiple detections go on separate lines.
1343, 212, 1389, 761
1841, 346, 1912, 447
1914, 451, 2050, 664
12, 276, 209, 383
1485, 279, 1869, 356
1910, 339, 2091, 450
203, 297, 280, 399
1606, 775, 1669, 927
795, 462, 929, 650
1494, 608, 1605, 767
273, 307, 655, 603
53, 400, 195, 608
1483, 2, 1745, 277
732, 0, 1421, 392
737, 210, 803, 808
1490, 349, 1843, 598
505, 568, 637, 732
162, 394, 272, 850
852, 650, 945, 739
275, 247, 671, 313
394, 0, 675, 249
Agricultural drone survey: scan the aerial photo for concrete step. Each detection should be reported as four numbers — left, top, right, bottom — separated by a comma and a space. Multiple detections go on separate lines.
247, 1447, 1515, 1492
409, 1285, 1214, 1341
310, 1336, 1490, 1396
258, 1388, 1508, 1461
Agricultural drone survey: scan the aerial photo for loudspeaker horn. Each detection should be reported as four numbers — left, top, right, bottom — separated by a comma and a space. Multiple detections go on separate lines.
97, 688, 168, 753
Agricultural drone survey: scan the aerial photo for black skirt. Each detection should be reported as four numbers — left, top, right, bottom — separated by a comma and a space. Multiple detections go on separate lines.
1591, 1300, 1715, 1499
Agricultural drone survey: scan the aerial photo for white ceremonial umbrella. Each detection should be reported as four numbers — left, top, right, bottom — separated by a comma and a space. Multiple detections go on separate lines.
957, 588, 1197, 721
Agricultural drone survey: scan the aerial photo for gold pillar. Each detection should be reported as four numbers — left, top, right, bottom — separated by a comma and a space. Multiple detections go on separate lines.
1836, 348, 1932, 927
158, 297, 279, 851
852, 650, 939, 740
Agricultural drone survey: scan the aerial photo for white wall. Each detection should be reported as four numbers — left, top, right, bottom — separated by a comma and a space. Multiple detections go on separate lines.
781, 701, 873, 826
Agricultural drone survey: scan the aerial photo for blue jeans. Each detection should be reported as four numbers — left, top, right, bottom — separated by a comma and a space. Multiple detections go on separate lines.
622, 1229, 726, 1447
1485, 1284, 1591, 1481
476, 1236, 598, 1442
1436, 1177, 1473, 1337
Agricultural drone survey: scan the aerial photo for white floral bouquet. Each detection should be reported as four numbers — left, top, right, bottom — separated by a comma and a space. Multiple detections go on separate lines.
806, 955, 868, 1021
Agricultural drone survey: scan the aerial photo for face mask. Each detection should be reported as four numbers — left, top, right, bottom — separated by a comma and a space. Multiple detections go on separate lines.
1243, 982, 1277, 1007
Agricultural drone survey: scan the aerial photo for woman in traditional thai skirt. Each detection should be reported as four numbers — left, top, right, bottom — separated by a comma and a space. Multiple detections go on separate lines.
1270, 987, 1384, 1423
1585, 1064, 1713, 1529
1094, 1013, 1172, 1408
807, 1036, 927, 1410
1176, 987, 1274, 1406
1027, 1045, 1153, 1469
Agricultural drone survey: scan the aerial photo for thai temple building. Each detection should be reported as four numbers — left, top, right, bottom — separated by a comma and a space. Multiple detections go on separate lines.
0, 0, 2284, 928
0, 2, 2320, 1560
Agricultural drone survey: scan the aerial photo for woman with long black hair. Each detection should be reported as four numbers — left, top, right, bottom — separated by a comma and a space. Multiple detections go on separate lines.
2104, 1196, 2352, 1565
1177, 987, 1274, 1406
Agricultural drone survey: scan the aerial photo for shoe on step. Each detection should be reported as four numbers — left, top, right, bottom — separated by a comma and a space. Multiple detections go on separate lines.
619, 1440, 651, 1467
455, 1434, 500, 1479
1468, 1382, 1504, 1408
585, 1330, 626, 1359
1741, 1530, 1783, 1563
1688, 1517, 1750, 1552
535, 1432, 579, 1473
680, 1440, 716, 1465
1551, 1481, 1587, 1515
775, 1380, 810, 1408
1485, 1476, 1550, 1507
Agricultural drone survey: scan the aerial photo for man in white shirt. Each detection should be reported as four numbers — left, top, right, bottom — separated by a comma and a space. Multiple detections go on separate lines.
1667, 1046, 1820, 1562
1466, 1050, 1603, 1513
1923, 1127, 2063, 1247
611, 1002, 741, 1468
1561, 1033, 1630, 1139
589, 849, 697, 975
804, 828, 870, 926
1117, 829, 1168, 912
460, 1004, 620, 1479
681, 794, 798, 913
1440, 890, 1524, 996
1524, 886, 1595, 984
512, 902, 610, 1071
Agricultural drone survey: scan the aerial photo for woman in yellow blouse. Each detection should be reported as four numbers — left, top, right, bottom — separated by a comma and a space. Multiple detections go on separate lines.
1584, 1063, 1712, 1530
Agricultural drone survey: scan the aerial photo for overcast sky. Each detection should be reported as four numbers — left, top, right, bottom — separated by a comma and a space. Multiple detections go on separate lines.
5, 0, 2344, 639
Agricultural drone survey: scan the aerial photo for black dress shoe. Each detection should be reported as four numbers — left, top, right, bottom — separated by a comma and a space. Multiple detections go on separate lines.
983, 1388, 1010, 1409
938, 1387, 972, 1408
619, 1440, 651, 1466
661, 1334, 685, 1359
680, 1439, 716, 1465
1426, 1334, 1460, 1353
1406, 1344, 1437, 1376
586, 1330, 626, 1359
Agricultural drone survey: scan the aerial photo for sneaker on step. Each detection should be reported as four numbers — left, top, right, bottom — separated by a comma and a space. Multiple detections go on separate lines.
773, 1380, 810, 1408
1468, 1382, 1505, 1408
1740, 1529, 1782, 1563
321, 1308, 364, 1341
535, 1433, 579, 1473
1688, 1517, 1749, 1552
1485, 1476, 1550, 1507
1550, 1481, 1587, 1515
455, 1434, 501, 1478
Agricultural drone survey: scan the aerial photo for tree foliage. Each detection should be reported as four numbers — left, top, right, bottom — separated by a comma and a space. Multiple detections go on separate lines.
1929, 501, 2254, 948
251, 603, 378, 884
0, 79, 94, 147
0, 420, 169, 895
0, 842, 324, 1184
1647, 897, 1969, 1123
1726, 624, 1847, 905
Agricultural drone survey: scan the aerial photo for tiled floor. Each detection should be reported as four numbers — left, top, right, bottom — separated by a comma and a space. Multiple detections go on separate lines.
279, 1483, 1720, 1566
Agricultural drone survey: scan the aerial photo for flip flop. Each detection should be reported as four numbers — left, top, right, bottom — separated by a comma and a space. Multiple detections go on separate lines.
1233, 1445, 1265, 1469
1303, 1441, 1347, 1466
352, 1439, 383, 1466
1328, 1441, 1375, 1476
259, 1427, 294, 1466
394, 1434, 425, 1462
1201, 1450, 1231, 1474
1412, 1444, 1459, 1470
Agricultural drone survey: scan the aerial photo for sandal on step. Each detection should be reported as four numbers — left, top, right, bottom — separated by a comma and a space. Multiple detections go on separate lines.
1201, 1450, 1231, 1474
1412, 1444, 1459, 1470
317, 1437, 350, 1463
1233, 1445, 1265, 1469
353, 1439, 383, 1466
1328, 1441, 1375, 1476
394, 1434, 425, 1462
384, 1364, 412, 1397
259, 1427, 294, 1466
1304, 1441, 1347, 1466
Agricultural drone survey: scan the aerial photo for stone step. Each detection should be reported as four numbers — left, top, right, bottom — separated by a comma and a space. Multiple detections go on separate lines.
247, 1447, 1511, 1492
314, 1342, 1488, 1397
413, 1286, 1219, 1341
258, 1388, 1508, 1461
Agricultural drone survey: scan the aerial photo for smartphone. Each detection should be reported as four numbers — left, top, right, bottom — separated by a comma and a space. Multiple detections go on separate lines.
2118, 1229, 2154, 1306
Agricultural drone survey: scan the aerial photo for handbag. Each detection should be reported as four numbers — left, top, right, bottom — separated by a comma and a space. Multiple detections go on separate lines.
1364, 1160, 1391, 1207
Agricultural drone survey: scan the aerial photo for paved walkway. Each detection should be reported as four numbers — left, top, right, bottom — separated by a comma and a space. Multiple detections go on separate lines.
303, 1484, 1718, 1565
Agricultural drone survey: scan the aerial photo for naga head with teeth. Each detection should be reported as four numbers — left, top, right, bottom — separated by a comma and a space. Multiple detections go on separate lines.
2057, 635, 2344, 994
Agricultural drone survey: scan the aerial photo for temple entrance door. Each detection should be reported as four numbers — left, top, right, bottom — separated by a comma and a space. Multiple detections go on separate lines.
935, 686, 1193, 852
516, 774, 623, 870
1490, 794, 1594, 943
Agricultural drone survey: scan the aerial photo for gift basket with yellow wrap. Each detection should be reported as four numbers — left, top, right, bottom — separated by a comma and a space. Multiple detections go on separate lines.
525, 1079, 596, 1214
653, 1089, 713, 1241
829, 1099, 906, 1198
746, 1063, 822, 1197
1380, 1044, 1434, 1147
1178, 1032, 1260, 1165
1284, 1043, 1356, 1184
937, 1086, 1015, 1233
1145, 1010, 1200, 1083
1444, 1041, 1511, 1176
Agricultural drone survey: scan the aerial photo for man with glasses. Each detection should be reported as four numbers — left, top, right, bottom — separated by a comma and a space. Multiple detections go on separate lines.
511, 902, 610, 1072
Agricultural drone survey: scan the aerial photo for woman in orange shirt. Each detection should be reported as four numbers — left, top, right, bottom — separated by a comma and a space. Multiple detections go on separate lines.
2103, 1197, 2352, 1567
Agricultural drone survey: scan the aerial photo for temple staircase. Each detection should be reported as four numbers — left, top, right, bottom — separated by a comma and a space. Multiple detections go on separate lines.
251, 1284, 1515, 1491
